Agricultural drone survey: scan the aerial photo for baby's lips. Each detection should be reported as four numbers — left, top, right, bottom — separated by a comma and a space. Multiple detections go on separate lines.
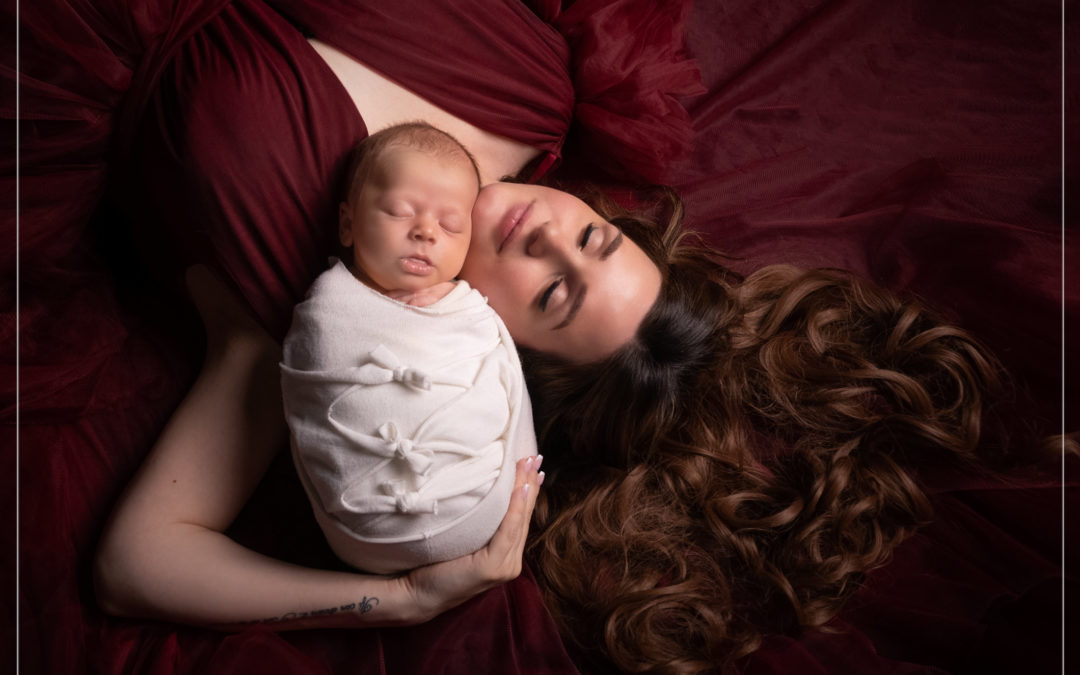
400, 256, 435, 274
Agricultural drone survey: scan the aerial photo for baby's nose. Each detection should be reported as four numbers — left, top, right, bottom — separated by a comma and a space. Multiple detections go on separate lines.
410, 215, 438, 242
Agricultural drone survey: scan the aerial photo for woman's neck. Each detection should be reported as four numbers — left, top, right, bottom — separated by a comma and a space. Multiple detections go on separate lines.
309, 39, 540, 185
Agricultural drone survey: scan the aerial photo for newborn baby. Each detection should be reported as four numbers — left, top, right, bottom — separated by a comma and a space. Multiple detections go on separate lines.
281, 122, 536, 574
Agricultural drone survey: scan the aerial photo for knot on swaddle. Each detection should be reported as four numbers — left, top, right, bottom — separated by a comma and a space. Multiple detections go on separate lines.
355, 345, 432, 390
343, 479, 439, 515
376, 422, 433, 475
385, 480, 438, 514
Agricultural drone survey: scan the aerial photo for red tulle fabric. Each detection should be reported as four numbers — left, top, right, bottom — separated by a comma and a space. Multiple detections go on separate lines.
7, 0, 1076, 673
267, 0, 705, 184
552, 0, 706, 184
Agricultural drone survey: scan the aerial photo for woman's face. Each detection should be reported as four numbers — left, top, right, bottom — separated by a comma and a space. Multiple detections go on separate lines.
459, 183, 662, 363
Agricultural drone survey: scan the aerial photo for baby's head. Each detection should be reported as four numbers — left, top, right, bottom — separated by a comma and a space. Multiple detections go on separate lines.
339, 122, 481, 295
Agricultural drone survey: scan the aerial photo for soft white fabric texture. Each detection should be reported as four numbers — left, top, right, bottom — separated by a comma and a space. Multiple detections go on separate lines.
281, 260, 536, 573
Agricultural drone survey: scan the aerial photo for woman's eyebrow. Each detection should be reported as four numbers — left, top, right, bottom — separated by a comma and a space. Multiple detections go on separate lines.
554, 284, 586, 331
600, 231, 624, 260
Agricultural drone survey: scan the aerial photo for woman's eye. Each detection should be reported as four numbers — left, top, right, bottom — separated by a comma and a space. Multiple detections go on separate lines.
539, 278, 563, 311
579, 224, 596, 250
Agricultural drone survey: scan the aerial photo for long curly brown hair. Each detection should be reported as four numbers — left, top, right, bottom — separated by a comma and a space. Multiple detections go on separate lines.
521, 190, 1057, 674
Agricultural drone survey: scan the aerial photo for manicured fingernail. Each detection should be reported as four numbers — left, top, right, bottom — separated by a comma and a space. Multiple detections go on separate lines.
535, 455, 544, 471
538, 471, 546, 486
522, 482, 531, 495
525, 457, 534, 471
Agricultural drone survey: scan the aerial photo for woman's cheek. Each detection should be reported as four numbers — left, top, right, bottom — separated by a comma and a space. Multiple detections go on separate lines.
482, 285, 512, 322
483, 286, 527, 343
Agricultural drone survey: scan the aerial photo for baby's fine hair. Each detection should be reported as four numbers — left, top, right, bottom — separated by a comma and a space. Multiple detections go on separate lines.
342, 121, 481, 203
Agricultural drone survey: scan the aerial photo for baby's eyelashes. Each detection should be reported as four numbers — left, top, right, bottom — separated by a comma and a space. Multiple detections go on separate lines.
439, 215, 466, 233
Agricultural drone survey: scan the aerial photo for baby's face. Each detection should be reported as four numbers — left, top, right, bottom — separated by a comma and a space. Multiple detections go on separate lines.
340, 146, 477, 295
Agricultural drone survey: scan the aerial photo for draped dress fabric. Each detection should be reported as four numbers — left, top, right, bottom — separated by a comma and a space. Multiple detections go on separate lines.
116, 0, 702, 340
122, 0, 577, 339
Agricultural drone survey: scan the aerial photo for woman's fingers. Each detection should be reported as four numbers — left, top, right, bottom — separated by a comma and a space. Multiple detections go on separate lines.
400, 455, 544, 622
517, 454, 542, 545
484, 455, 542, 577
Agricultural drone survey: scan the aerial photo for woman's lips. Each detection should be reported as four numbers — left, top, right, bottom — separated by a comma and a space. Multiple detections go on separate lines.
496, 201, 533, 253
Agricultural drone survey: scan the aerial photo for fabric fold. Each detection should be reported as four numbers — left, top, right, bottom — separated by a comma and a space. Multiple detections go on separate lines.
552, 0, 706, 183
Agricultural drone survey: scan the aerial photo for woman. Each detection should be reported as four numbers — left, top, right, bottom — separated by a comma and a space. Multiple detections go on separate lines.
91, 186, 665, 628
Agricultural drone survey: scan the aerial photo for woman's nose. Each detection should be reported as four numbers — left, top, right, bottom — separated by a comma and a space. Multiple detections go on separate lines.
526, 221, 568, 258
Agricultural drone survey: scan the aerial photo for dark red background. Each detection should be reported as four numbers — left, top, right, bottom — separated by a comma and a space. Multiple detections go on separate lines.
4, 0, 1076, 673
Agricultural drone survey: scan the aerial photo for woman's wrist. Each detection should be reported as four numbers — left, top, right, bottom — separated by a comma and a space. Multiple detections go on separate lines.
338, 572, 429, 627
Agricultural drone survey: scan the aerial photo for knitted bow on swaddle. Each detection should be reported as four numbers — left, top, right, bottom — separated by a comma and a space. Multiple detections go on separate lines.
280, 261, 536, 574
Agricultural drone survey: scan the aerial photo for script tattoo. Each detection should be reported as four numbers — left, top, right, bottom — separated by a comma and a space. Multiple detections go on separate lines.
358, 596, 379, 614
244, 596, 380, 625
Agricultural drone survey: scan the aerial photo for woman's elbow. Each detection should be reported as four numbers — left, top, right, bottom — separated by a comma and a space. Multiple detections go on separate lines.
93, 543, 132, 617
93, 524, 152, 618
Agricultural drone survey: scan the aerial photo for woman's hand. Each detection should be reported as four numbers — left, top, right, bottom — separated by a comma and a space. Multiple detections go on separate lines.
402, 455, 544, 622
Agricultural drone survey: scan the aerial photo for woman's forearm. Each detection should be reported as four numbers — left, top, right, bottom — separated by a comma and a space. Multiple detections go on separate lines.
94, 521, 420, 630
94, 458, 539, 630
93, 459, 541, 630
93, 267, 541, 630
92, 266, 417, 629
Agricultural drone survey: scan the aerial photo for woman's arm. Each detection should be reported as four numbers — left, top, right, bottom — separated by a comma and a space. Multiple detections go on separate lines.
93, 266, 541, 629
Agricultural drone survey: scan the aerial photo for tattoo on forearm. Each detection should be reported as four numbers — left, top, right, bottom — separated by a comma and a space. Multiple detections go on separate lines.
244, 596, 380, 625
346, 596, 380, 614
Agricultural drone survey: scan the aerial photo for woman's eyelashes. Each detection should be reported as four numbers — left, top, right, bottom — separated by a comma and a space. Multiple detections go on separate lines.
579, 223, 596, 249
539, 278, 563, 311
539, 224, 601, 312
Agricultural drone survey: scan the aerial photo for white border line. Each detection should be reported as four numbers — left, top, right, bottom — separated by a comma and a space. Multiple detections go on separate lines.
14, 0, 20, 669
1060, 2, 1067, 675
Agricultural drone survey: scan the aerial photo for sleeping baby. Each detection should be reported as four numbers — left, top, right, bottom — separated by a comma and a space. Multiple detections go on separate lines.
280, 122, 536, 574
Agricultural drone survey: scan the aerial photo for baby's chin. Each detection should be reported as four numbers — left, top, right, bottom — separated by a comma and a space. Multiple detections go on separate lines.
369, 263, 460, 294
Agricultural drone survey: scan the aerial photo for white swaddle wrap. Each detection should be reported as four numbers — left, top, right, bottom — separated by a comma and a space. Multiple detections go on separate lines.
281, 260, 536, 573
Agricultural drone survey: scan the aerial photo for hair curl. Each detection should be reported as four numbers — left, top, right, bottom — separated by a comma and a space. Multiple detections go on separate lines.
523, 190, 1058, 674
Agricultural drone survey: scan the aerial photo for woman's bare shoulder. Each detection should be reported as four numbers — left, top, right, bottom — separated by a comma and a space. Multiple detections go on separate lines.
308, 39, 539, 184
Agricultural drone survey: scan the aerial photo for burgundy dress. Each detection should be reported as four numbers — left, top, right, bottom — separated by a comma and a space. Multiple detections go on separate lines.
122, 0, 555, 338
115, 0, 701, 338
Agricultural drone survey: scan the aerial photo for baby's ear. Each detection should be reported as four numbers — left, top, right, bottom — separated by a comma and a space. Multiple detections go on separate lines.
338, 202, 353, 247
